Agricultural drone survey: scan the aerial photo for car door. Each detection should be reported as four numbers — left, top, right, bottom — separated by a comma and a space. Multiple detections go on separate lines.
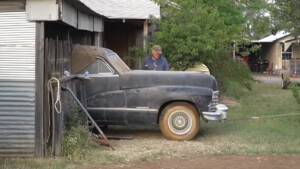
83, 58, 127, 124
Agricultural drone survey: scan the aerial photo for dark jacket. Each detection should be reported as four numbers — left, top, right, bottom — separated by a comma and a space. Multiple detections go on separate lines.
143, 56, 169, 71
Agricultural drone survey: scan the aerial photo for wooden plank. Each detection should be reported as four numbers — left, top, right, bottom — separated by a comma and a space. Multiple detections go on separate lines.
0, 0, 25, 12
35, 22, 45, 157
43, 38, 50, 153
143, 20, 148, 52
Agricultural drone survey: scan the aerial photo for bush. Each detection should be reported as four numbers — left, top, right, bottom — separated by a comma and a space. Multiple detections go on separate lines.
289, 83, 300, 104
62, 107, 92, 160
207, 55, 253, 97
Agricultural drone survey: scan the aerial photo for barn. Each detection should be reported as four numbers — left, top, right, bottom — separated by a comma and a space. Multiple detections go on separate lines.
0, 0, 160, 157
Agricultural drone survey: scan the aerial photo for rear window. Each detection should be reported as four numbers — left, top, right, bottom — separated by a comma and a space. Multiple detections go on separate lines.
79, 59, 113, 74
107, 53, 131, 73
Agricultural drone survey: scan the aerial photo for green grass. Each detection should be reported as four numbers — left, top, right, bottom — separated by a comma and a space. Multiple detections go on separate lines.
200, 83, 300, 155
1, 83, 299, 169
0, 158, 68, 169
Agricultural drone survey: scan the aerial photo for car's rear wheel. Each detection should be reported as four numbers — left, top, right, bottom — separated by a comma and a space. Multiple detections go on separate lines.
159, 102, 200, 141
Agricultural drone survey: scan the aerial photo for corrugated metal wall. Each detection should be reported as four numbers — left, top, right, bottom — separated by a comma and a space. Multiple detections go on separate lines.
0, 12, 36, 157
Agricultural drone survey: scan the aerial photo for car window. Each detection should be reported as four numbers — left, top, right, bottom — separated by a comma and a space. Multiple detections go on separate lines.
107, 53, 130, 73
79, 59, 113, 74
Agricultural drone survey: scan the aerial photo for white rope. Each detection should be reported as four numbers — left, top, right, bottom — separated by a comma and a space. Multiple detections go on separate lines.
47, 77, 62, 114
226, 112, 300, 121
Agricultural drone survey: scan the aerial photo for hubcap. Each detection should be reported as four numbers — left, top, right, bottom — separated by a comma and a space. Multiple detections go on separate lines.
168, 110, 192, 135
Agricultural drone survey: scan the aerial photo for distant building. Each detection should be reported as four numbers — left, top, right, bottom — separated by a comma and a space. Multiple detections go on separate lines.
251, 31, 300, 71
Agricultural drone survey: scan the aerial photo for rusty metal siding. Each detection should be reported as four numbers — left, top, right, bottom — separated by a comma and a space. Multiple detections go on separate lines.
0, 11, 36, 157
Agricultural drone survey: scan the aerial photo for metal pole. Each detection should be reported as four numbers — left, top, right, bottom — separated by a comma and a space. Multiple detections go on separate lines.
62, 86, 114, 150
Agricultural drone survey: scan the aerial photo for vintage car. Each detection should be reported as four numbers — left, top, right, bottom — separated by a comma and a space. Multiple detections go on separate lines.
72, 45, 228, 141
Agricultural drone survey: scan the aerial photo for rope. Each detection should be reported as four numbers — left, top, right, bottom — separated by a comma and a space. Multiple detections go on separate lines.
47, 77, 62, 114
226, 112, 300, 122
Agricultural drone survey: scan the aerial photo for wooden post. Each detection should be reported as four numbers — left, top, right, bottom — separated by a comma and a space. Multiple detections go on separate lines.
143, 20, 148, 52
35, 22, 45, 157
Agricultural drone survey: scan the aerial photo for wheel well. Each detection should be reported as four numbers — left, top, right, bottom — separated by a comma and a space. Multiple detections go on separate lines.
156, 100, 200, 124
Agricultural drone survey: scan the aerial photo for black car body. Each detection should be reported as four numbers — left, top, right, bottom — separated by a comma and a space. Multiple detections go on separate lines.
72, 45, 228, 140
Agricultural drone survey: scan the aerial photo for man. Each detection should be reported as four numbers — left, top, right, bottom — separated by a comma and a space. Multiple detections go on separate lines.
143, 45, 169, 71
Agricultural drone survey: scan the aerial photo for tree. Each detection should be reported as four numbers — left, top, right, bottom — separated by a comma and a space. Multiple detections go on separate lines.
240, 0, 272, 39
273, 0, 300, 36
152, 0, 245, 70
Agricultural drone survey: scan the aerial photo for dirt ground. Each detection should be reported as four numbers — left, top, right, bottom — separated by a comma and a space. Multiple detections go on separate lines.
78, 155, 300, 169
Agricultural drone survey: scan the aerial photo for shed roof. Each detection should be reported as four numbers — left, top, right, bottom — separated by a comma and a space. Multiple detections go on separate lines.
78, 0, 160, 19
252, 31, 290, 43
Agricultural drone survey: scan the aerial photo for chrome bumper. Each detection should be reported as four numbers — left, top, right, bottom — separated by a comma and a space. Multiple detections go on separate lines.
202, 104, 228, 121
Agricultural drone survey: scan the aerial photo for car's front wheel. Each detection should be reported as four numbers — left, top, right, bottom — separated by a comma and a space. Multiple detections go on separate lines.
159, 102, 200, 141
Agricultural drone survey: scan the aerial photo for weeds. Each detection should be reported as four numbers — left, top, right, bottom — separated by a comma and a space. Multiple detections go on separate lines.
62, 107, 92, 160
208, 55, 253, 98
289, 83, 300, 104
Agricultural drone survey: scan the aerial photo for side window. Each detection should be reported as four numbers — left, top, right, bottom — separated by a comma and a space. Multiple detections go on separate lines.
97, 59, 113, 73
79, 59, 113, 74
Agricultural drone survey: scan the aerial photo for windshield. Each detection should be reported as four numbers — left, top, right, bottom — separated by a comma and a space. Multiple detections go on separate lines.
106, 53, 131, 73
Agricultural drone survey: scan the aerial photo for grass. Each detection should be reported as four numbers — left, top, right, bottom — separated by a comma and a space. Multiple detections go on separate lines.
1, 83, 299, 169
201, 83, 300, 155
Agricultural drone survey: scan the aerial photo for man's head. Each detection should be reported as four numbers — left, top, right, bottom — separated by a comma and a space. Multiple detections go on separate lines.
152, 45, 162, 60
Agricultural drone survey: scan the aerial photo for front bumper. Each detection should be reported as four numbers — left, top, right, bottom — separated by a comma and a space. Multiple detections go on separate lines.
202, 104, 228, 121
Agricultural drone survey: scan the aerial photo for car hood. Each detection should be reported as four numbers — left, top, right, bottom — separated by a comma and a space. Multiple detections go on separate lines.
120, 70, 217, 91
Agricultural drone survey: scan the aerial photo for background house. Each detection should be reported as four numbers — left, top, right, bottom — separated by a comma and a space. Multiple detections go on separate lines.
0, 0, 160, 157
251, 31, 300, 72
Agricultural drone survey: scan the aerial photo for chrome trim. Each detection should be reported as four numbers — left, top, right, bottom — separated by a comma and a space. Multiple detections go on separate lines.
208, 91, 219, 112
168, 110, 193, 135
203, 104, 228, 121
77, 74, 119, 78
87, 107, 158, 112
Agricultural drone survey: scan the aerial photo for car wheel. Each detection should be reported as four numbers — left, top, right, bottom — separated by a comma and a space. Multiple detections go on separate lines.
159, 102, 200, 141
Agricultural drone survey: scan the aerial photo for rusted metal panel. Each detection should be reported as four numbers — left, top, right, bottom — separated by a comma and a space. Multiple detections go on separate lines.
62, 0, 77, 28
26, 0, 59, 21
0, 11, 36, 157
78, 11, 93, 31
